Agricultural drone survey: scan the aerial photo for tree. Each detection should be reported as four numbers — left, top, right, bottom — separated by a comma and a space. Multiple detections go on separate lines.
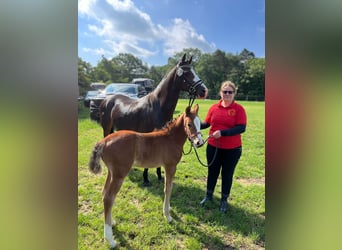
111, 53, 149, 81
239, 48, 255, 62
238, 58, 265, 100
93, 56, 112, 83
78, 48, 265, 100
168, 48, 203, 67
78, 57, 95, 95
147, 65, 169, 88
196, 50, 233, 98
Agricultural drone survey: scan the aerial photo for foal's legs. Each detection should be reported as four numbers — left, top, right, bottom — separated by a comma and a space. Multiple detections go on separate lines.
163, 165, 176, 222
103, 174, 125, 248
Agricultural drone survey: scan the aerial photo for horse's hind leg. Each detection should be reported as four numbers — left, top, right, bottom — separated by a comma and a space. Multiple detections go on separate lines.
143, 168, 150, 186
103, 175, 124, 248
101, 113, 113, 137
102, 172, 111, 207
144, 167, 163, 186
156, 167, 163, 182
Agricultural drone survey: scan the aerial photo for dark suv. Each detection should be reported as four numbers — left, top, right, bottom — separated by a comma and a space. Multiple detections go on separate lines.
132, 78, 154, 93
89, 83, 147, 122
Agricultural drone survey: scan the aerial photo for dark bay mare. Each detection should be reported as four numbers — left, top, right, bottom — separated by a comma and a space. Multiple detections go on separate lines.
89, 104, 204, 248
99, 54, 207, 186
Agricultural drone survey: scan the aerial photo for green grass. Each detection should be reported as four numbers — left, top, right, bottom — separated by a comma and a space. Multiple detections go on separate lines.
78, 99, 265, 249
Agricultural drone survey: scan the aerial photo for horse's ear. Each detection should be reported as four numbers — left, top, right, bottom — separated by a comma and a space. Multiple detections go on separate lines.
181, 54, 186, 63
189, 56, 192, 64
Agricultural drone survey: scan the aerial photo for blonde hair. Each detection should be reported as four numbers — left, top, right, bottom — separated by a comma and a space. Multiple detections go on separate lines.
220, 81, 238, 94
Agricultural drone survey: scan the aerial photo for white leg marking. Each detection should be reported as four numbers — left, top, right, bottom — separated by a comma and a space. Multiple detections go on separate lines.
104, 223, 116, 248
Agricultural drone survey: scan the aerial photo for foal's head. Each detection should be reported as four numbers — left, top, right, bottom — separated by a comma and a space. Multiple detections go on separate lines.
184, 104, 204, 148
176, 54, 208, 98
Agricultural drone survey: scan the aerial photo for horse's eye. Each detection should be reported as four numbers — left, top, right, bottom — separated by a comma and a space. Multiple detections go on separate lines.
188, 123, 192, 128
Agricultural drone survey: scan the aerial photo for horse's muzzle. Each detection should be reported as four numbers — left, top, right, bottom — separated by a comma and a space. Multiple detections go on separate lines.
192, 137, 204, 148
197, 84, 208, 99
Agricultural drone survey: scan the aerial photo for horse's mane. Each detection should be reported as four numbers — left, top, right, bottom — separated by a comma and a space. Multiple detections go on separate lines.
153, 60, 192, 92
161, 65, 176, 81
153, 114, 183, 133
152, 65, 177, 94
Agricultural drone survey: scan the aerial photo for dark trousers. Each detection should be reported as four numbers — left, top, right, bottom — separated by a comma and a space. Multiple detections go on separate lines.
206, 144, 242, 200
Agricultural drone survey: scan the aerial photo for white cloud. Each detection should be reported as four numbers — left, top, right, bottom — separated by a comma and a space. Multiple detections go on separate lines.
104, 40, 156, 58
78, 0, 97, 16
163, 18, 216, 56
79, 0, 216, 60
83, 47, 113, 57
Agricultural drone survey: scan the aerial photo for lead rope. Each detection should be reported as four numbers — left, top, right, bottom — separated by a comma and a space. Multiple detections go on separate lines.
188, 95, 195, 107
188, 79, 203, 108
182, 141, 193, 155
183, 136, 219, 168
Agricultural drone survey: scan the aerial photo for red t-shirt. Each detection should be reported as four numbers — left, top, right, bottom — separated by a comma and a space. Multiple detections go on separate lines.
205, 100, 247, 149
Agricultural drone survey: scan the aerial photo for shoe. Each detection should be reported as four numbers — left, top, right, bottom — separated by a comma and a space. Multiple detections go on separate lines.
200, 196, 213, 206
219, 200, 228, 213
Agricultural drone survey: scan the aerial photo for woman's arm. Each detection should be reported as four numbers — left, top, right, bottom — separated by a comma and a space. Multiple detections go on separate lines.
220, 124, 246, 136
200, 121, 210, 130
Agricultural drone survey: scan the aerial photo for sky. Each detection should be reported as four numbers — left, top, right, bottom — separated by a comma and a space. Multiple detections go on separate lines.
78, 0, 265, 67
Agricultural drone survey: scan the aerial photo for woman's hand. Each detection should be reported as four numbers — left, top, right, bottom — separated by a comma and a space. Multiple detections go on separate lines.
212, 130, 221, 139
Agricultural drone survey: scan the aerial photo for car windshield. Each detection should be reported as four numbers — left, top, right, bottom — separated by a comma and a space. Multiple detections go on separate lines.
105, 85, 137, 94
86, 90, 99, 97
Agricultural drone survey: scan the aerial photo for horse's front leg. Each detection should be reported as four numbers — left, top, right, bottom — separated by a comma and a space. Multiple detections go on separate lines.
163, 165, 176, 222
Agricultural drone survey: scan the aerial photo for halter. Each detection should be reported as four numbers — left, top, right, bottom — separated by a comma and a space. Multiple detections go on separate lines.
176, 64, 205, 107
183, 114, 204, 148
187, 131, 203, 143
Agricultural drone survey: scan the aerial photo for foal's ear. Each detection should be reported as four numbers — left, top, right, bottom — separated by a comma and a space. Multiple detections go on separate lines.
192, 103, 199, 114
189, 56, 192, 64
185, 105, 191, 115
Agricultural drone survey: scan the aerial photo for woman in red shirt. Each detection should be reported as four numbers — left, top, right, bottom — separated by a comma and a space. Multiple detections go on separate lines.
200, 81, 247, 212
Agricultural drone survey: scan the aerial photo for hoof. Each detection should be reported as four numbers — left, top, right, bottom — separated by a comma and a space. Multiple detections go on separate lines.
143, 181, 151, 187
108, 240, 116, 249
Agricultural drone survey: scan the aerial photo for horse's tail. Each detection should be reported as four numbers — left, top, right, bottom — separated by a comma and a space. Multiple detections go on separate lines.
89, 142, 105, 174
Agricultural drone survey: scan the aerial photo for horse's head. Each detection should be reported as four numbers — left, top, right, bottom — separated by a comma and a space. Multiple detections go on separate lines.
176, 54, 208, 99
184, 104, 204, 148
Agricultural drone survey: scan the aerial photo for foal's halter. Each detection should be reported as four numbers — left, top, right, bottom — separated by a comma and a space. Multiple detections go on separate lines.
176, 64, 205, 107
183, 115, 203, 146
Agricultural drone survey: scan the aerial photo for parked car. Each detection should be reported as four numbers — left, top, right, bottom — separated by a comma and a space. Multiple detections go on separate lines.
83, 90, 100, 108
90, 82, 106, 91
132, 78, 154, 93
89, 83, 147, 122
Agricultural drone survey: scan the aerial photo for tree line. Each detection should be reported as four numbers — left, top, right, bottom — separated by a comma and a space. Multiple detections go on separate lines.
78, 48, 264, 101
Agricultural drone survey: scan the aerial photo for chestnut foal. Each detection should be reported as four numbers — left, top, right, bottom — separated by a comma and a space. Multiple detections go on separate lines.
89, 104, 203, 248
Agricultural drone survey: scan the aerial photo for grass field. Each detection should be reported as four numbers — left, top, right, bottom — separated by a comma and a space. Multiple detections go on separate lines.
78, 99, 265, 249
